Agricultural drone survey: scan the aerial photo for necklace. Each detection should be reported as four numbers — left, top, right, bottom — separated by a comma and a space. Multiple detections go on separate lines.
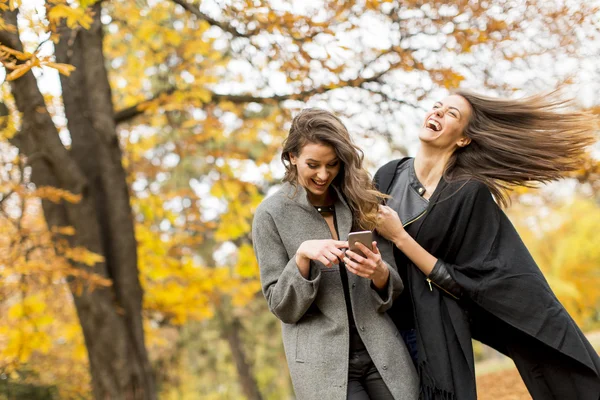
314, 205, 335, 214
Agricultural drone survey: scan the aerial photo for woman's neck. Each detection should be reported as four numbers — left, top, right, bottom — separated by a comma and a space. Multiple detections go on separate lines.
306, 187, 335, 206
414, 146, 452, 188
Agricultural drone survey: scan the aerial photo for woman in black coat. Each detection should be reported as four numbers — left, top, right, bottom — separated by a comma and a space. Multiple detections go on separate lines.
374, 90, 600, 400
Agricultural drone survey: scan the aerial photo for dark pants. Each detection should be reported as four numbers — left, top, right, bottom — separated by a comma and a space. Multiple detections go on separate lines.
399, 329, 418, 368
347, 347, 394, 400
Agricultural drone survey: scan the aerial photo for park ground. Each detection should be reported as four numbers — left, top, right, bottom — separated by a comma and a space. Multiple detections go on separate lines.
476, 330, 600, 399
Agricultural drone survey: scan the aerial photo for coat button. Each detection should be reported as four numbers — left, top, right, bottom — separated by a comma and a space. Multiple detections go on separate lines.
382, 365, 388, 370
360, 326, 365, 331
352, 283, 356, 288
418, 187, 424, 194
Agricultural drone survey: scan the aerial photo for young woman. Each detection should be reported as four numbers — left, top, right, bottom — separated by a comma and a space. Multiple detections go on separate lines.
374, 90, 600, 400
252, 108, 419, 400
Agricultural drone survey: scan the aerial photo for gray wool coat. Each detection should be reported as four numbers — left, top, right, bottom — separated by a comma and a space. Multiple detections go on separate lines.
252, 182, 419, 400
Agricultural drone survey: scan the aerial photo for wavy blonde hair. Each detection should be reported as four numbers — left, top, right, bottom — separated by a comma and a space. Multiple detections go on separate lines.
446, 90, 598, 207
282, 108, 386, 230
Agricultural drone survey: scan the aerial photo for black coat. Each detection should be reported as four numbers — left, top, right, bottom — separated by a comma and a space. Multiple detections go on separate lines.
375, 158, 600, 400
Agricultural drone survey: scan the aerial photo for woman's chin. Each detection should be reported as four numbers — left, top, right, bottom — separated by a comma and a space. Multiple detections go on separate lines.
309, 183, 328, 194
419, 128, 440, 141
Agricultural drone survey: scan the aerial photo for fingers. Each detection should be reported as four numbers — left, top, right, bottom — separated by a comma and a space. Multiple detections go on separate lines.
324, 250, 340, 266
318, 251, 340, 267
329, 246, 345, 258
345, 249, 366, 264
353, 242, 382, 262
371, 241, 380, 255
333, 240, 349, 248
354, 242, 375, 258
344, 257, 373, 278
317, 255, 333, 267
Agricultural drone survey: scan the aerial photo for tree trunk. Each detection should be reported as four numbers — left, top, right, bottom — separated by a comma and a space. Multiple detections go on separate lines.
220, 313, 263, 400
2, 7, 156, 400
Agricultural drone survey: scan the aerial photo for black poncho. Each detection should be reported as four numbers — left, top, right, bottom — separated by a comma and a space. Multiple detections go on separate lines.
375, 158, 600, 400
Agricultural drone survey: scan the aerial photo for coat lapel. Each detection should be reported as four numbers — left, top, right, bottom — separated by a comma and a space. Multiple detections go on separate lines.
282, 182, 353, 240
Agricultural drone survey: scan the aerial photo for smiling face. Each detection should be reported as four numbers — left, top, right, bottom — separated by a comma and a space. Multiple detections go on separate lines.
289, 141, 341, 204
419, 95, 473, 151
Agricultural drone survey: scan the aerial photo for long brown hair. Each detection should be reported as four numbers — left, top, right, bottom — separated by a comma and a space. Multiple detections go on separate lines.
446, 90, 598, 207
282, 108, 386, 230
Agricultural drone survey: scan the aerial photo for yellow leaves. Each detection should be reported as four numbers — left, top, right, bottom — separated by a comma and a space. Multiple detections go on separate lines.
51, 225, 76, 236
231, 280, 261, 307
47, 4, 93, 30
510, 197, 600, 328
32, 186, 82, 204
77, 0, 97, 8
1, 295, 54, 367
8, 295, 48, 319
63, 246, 105, 266
235, 244, 259, 279
0, 114, 17, 140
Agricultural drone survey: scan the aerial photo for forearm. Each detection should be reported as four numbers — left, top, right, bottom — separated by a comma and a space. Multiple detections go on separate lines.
263, 257, 321, 324
371, 267, 389, 290
393, 231, 437, 275
393, 231, 463, 299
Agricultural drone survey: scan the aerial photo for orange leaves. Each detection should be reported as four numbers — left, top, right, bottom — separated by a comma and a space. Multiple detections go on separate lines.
429, 68, 465, 89
0, 45, 76, 81
32, 186, 82, 204
43, 61, 76, 76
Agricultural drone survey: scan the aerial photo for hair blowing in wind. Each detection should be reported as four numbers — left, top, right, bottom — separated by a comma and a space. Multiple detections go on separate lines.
446, 90, 599, 207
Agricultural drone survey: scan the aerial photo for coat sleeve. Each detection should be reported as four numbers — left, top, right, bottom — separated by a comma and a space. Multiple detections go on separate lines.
252, 207, 322, 324
368, 257, 404, 313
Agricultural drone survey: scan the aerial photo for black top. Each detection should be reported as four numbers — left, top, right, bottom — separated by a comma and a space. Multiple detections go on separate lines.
316, 206, 365, 351
385, 158, 429, 330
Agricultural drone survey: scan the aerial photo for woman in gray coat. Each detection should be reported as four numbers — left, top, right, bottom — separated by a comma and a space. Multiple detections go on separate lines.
252, 108, 418, 400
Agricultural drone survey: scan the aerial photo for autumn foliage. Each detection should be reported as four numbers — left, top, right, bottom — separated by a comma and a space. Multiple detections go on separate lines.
0, 0, 599, 399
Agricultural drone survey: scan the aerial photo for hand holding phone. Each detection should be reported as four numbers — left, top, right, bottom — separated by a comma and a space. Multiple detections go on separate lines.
344, 230, 389, 289
347, 230, 373, 258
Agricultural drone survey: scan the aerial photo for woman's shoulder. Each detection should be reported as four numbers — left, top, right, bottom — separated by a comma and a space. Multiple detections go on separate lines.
441, 179, 494, 203
254, 183, 297, 217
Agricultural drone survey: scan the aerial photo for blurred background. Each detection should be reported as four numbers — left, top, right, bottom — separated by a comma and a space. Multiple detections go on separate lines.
0, 0, 598, 399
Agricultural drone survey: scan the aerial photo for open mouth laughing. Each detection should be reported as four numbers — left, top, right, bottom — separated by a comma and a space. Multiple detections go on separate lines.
312, 178, 328, 188
426, 118, 442, 132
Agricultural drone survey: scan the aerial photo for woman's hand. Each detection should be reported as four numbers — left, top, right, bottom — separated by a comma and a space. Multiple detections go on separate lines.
344, 241, 389, 289
295, 240, 348, 278
376, 205, 407, 244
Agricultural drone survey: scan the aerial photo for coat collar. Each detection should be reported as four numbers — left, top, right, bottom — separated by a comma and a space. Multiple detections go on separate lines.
281, 181, 353, 239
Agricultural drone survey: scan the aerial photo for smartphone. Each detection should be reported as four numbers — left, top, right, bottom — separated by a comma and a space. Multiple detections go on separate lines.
347, 230, 373, 258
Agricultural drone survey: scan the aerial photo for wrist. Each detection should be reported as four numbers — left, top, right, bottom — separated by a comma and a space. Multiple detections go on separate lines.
372, 265, 389, 290
392, 230, 410, 250
295, 251, 308, 265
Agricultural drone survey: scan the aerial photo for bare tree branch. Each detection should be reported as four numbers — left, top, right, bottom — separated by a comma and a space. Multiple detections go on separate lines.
169, 0, 256, 38
114, 64, 404, 124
